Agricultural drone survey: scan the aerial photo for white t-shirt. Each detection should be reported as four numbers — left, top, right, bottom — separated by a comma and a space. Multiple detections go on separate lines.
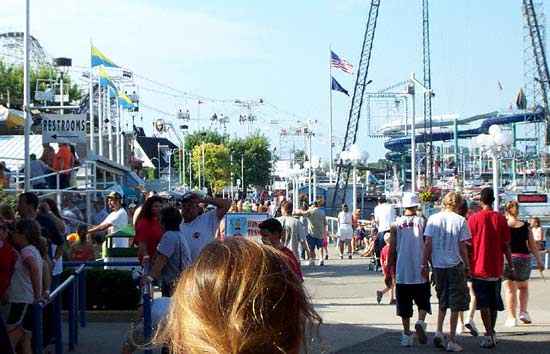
103, 208, 129, 247
179, 209, 220, 260
395, 215, 425, 285
375, 203, 396, 232
424, 211, 471, 269
337, 211, 354, 239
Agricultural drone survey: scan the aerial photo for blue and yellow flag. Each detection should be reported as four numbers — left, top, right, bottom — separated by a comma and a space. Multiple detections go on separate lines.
99, 66, 117, 91
91, 45, 119, 68
117, 90, 137, 109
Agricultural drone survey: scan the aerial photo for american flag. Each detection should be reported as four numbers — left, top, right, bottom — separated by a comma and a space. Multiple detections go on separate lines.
331, 50, 353, 74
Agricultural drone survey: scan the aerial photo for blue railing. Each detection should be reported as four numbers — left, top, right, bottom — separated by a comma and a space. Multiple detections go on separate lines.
32, 261, 153, 354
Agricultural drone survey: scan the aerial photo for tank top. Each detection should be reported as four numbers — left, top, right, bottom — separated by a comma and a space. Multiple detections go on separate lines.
395, 215, 425, 284
509, 222, 529, 255
9, 245, 43, 304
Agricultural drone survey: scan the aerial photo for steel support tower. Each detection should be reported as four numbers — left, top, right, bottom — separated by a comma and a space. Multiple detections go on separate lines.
331, 0, 381, 211
422, 0, 434, 186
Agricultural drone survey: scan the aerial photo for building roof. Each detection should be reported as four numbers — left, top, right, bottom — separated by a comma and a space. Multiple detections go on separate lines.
134, 136, 177, 169
0, 135, 57, 172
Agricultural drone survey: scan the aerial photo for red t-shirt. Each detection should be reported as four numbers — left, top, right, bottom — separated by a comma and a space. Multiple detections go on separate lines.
0, 241, 17, 300
134, 218, 163, 261
467, 209, 511, 278
380, 244, 395, 278
279, 246, 303, 281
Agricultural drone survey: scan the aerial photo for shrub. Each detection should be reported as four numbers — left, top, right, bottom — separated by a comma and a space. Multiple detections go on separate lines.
61, 267, 140, 310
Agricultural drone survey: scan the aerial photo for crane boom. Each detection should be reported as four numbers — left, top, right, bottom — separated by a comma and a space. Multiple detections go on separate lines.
331, 0, 381, 211
422, 0, 433, 186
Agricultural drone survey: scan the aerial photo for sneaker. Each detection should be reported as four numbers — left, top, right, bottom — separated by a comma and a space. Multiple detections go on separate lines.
456, 324, 464, 334
504, 317, 518, 327
401, 333, 413, 347
318, 260, 324, 266
389, 299, 396, 305
480, 335, 495, 348
415, 320, 428, 345
519, 311, 532, 324
446, 340, 463, 352
433, 331, 445, 349
348, 254, 352, 259
376, 290, 383, 304
339, 254, 344, 260
465, 319, 479, 337
324, 254, 329, 260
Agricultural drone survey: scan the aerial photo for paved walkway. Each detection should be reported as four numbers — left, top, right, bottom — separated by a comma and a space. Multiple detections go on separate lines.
64, 246, 550, 353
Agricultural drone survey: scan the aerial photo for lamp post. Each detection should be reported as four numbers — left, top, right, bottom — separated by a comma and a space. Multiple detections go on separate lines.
179, 124, 188, 187
341, 145, 369, 211
52, 57, 72, 115
166, 149, 173, 191
476, 125, 514, 211
150, 157, 161, 192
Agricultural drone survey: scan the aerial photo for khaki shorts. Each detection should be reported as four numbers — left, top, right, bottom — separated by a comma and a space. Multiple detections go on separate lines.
433, 263, 470, 312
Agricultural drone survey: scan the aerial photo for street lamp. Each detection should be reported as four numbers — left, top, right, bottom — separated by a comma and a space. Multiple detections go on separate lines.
304, 156, 321, 205
476, 125, 514, 211
150, 157, 161, 192
341, 144, 368, 211
52, 57, 72, 115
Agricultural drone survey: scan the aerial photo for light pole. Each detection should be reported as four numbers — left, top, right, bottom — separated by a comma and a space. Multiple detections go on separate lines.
166, 149, 174, 191
179, 124, 188, 187
476, 125, 514, 211
341, 144, 368, 211
311, 156, 321, 204
150, 157, 161, 192
52, 57, 72, 116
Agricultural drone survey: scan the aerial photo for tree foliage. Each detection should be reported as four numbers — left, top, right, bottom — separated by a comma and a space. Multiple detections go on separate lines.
190, 143, 231, 194
0, 60, 81, 104
228, 134, 271, 189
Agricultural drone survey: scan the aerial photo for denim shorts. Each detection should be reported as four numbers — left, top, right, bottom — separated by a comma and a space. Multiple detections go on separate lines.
433, 263, 470, 312
472, 278, 504, 311
306, 235, 324, 251
503, 257, 532, 282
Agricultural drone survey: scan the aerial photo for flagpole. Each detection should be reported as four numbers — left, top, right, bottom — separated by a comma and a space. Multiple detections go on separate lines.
89, 42, 95, 154
197, 101, 200, 132
108, 88, 113, 161
116, 102, 121, 164
329, 45, 334, 184
98, 70, 103, 156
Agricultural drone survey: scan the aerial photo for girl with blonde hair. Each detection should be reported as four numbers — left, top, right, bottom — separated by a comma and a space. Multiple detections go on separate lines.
503, 200, 544, 327
154, 237, 321, 354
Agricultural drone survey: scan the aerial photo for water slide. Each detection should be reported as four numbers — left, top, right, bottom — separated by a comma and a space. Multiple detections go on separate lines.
383, 109, 545, 161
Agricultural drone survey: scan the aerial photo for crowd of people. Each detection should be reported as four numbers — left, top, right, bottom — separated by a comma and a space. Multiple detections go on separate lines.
0, 186, 546, 353
382, 187, 546, 352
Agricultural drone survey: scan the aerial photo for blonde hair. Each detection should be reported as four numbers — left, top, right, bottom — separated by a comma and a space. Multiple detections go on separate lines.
506, 200, 519, 217
383, 232, 391, 244
154, 237, 321, 354
443, 192, 465, 213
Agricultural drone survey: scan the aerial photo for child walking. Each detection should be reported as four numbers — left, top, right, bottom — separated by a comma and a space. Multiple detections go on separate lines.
376, 232, 395, 304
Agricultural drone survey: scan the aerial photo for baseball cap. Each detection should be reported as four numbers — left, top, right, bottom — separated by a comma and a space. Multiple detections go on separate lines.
128, 203, 137, 209
106, 191, 122, 200
401, 192, 420, 208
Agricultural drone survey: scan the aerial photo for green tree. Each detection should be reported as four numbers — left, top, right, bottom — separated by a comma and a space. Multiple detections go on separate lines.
293, 149, 308, 166
190, 143, 230, 194
0, 60, 81, 104
229, 134, 271, 190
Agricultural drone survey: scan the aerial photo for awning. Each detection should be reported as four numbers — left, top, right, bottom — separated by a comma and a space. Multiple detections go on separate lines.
0, 105, 25, 128
125, 171, 145, 187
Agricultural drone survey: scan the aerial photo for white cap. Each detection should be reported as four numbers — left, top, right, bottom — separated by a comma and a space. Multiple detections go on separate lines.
401, 192, 420, 208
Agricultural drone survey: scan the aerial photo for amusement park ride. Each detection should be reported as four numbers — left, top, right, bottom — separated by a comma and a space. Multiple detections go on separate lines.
331, 0, 550, 212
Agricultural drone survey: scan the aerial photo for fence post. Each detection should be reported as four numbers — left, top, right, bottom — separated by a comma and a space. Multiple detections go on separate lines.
54, 295, 63, 354
79, 268, 87, 327
68, 280, 76, 351
143, 288, 153, 354
33, 303, 43, 354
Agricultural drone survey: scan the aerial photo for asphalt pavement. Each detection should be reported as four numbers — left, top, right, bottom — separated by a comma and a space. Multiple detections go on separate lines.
63, 245, 550, 354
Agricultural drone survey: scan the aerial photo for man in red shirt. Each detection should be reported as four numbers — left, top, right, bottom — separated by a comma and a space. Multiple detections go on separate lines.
259, 218, 303, 281
467, 187, 515, 348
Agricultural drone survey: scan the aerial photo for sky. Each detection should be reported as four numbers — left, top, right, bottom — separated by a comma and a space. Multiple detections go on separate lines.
2, 0, 547, 163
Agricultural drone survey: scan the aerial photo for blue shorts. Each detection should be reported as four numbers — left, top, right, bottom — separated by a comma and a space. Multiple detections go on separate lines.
472, 278, 504, 311
306, 235, 324, 251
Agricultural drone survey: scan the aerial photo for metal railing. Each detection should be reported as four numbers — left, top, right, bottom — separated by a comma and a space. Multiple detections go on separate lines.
33, 264, 85, 354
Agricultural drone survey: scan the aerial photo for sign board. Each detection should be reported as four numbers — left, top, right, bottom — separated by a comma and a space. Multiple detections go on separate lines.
518, 194, 548, 203
42, 114, 87, 144
224, 213, 269, 243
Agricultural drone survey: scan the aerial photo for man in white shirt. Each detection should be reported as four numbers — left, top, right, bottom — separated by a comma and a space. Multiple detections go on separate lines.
422, 191, 471, 352
179, 192, 232, 260
88, 191, 129, 247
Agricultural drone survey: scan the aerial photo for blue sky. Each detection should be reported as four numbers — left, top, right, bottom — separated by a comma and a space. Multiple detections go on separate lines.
3, 0, 547, 162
